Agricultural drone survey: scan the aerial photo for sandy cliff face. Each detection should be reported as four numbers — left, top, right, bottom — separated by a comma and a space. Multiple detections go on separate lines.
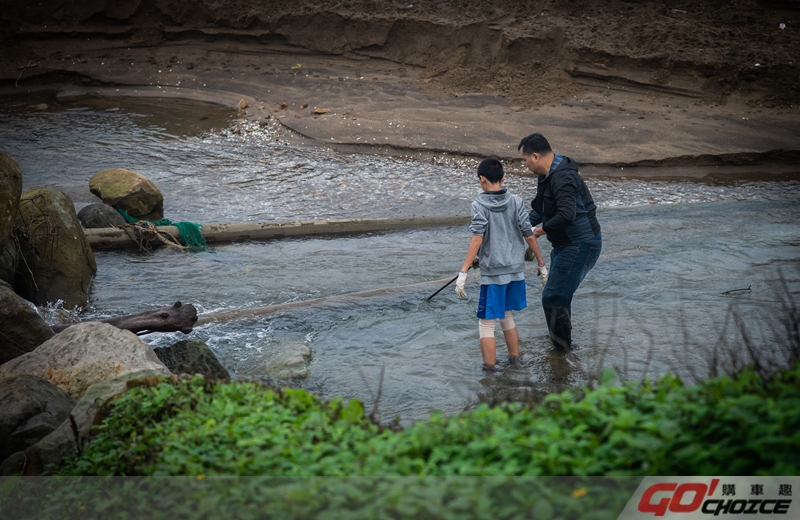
2, 0, 798, 108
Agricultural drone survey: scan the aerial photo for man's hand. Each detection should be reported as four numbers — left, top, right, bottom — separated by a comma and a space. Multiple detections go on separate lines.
532, 226, 544, 238
455, 272, 468, 298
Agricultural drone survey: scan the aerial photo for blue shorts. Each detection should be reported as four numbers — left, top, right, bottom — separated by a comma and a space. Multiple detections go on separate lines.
476, 280, 527, 320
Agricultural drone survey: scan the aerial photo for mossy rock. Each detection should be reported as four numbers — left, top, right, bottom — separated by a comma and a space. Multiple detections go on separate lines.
0, 153, 22, 253
13, 189, 96, 309
0, 238, 19, 286
89, 168, 163, 220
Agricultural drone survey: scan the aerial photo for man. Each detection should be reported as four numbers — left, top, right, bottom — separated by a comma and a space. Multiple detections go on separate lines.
518, 133, 601, 351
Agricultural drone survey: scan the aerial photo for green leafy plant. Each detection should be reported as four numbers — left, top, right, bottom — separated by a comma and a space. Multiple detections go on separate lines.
51, 360, 800, 478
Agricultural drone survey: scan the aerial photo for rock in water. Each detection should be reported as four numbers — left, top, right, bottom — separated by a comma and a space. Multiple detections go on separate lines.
153, 338, 230, 380
0, 280, 55, 364
265, 340, 313, 379
4, 369, 168, 475
89, 168, 164, 220
0, 322, 171, 400
0, 374, 75, 465
13, 188, 96, 309
77, 203, 127, 228
0, 153, 22, 257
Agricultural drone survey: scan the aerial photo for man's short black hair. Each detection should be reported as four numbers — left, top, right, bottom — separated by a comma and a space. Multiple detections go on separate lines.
518, 133, 552, 156
477, 157, 504, 183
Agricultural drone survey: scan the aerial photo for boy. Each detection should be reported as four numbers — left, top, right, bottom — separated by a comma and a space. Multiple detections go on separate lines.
456, 157, 547, 372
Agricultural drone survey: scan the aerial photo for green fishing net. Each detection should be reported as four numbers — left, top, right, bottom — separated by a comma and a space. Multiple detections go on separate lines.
116, 208, 207, 251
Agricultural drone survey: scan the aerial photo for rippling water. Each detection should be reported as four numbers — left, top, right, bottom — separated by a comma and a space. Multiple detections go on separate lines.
2, 93, 799, 424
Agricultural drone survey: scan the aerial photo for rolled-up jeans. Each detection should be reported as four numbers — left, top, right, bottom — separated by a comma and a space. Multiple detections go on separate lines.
541, 233, 602, 349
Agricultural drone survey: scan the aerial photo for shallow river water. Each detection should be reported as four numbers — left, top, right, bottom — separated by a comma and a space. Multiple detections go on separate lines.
2, 93, 799, 424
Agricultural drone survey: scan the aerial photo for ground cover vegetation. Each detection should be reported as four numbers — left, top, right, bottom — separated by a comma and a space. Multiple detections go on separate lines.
55, 362, 800, 478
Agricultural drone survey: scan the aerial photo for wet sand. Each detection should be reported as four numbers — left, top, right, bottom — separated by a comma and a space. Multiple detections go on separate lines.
1, 0, 799, 179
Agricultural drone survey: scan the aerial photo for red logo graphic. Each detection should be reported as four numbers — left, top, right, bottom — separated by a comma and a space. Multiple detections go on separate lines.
637, 479, 792, 516
638, 480, 719, 517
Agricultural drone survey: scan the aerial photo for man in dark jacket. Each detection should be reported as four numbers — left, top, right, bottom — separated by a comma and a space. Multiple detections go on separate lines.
518, 133, 602, 351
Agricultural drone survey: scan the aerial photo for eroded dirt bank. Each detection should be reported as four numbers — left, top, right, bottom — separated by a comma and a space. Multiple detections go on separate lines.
2, 0, 800, 178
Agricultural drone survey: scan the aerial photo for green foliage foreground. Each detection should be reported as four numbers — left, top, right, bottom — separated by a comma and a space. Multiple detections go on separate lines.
62, 364, 800, 477
1, 363, 798, 519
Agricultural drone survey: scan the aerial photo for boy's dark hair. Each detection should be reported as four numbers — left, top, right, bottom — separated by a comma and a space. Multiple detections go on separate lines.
518, 133, 552, 156
477, 157, 504, 183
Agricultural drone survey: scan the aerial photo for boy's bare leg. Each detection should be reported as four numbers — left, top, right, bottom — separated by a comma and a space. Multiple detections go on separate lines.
503, 327, 520, 358
480, 338, 497, 366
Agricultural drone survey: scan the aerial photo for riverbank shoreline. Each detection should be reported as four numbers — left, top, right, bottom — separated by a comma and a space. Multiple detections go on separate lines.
2, 0, 799, 180
6, 78, 800, 181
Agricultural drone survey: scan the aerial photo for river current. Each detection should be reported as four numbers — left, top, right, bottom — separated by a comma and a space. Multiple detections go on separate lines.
2, 92, 799, 424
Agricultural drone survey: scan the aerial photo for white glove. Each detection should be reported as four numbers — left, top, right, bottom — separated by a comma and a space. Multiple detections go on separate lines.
455, 272, 468, 298
537, 264, 548, 278
538, 264, 548, 287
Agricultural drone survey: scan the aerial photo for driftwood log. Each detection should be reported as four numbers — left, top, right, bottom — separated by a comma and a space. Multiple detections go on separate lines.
83, 215, 471, 249
51, 301, 198, 335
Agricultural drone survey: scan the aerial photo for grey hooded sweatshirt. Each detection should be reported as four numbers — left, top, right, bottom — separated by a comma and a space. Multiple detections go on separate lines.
470, 189, 533, 285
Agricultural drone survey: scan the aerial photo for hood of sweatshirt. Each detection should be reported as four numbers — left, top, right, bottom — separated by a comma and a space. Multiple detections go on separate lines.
475, 189, 511, 212
545, 155, 579, 180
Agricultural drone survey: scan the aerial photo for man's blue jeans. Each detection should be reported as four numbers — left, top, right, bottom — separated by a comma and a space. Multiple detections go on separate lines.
541, 233, 602, 349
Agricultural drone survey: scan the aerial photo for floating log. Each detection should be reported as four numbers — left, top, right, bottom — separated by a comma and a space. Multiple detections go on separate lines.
197, 274, 477, 326
51, 301, 198, 335
83, 216, 470, 249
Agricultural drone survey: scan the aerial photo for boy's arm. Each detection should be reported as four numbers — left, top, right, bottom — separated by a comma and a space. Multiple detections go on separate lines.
460, 235, 483, 273
463, 200, 486, 272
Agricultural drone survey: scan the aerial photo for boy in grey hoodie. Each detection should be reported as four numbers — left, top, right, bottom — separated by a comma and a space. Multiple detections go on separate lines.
456, 158, 548, 372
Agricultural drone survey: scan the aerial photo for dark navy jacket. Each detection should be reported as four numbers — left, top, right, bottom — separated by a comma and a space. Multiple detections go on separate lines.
529, 156, 601, 248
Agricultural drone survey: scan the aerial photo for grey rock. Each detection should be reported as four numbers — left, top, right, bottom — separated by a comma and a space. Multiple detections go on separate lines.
264, 340, 313, 379
0, 322, 171, 400
0, 451, 25, 476
12, 369, 169, 475
0, 374, 75, 464
0, 153, 22, 255
0, 280, 55, 364
153, 338, 230, 381
77, 203, 126, 229
13, 188, 96, 309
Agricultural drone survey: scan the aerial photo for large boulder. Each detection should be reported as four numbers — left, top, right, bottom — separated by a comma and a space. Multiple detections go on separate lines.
0, 322, 171, 400
1, 369, 169, 476
76, 202, 126, 228
0, 375, 75, 465
13, 188, 97, 309
89, 168, 163, 220
153, 338, 230, 381
0, 280, 55, 364
0, 153, 22, 254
